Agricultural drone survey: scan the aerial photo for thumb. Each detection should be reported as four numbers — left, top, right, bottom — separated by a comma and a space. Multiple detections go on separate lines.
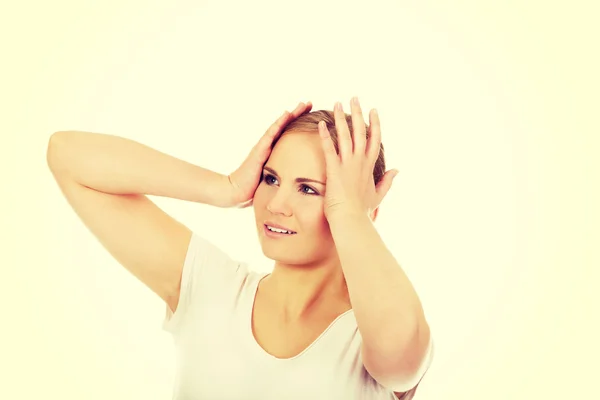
236, 198, 254, 209
376, 169, 399, 198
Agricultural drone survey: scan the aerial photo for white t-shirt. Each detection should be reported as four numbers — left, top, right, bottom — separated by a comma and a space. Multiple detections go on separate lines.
162, 233, 434, 400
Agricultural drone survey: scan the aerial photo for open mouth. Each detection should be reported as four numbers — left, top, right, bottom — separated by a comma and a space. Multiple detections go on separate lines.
264, 224, 297, 235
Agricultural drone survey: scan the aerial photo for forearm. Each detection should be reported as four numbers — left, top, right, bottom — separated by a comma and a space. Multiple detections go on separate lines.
328, 212, 429, 354
46, 130, 231, 207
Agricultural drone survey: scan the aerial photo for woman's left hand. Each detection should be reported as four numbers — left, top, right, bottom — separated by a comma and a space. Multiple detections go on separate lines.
318, 97, 399, 221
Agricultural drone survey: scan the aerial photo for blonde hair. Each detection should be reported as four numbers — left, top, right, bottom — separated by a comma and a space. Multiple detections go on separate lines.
280, 110, 387, 185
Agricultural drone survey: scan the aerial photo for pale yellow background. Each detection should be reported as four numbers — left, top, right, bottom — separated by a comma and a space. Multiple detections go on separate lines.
1, 1, 598, 399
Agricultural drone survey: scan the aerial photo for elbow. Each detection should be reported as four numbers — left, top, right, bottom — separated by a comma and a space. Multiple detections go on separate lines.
362, 324, 432, 391
46, 131, 73, 173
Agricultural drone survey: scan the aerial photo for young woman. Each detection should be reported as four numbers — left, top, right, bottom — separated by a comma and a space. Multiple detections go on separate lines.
47, 98, 434, 399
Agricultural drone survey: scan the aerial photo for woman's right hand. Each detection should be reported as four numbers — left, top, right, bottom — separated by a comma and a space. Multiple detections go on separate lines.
227, 101, 313, 208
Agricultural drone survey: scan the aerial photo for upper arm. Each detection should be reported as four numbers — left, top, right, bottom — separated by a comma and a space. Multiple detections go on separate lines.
49, 170, 191, 313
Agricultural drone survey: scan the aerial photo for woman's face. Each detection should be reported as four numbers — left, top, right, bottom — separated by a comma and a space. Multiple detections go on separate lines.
253, 131, 336, 266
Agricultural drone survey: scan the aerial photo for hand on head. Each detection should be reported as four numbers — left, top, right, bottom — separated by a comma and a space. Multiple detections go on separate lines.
228, 101, 313, 208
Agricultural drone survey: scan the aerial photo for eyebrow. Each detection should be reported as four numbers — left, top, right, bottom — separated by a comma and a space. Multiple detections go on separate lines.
263, 166, 325, 186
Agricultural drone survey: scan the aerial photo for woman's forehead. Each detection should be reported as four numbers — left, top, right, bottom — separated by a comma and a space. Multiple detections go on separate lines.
272, 131, 323, 158
268, 132, 326, 178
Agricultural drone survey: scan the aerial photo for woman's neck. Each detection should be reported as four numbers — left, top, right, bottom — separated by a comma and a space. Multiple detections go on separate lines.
259, 262, 351, 323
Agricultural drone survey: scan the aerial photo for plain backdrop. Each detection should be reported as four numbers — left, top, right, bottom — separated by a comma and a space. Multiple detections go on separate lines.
1, 1, 598, 399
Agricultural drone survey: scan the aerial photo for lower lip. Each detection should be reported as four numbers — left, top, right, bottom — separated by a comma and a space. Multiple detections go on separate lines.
263, 225, 296, 238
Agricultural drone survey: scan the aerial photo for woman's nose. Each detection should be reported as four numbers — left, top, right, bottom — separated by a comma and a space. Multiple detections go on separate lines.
266, 192, 292, 216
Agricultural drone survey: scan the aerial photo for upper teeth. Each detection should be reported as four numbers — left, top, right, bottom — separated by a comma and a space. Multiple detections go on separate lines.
267, 225, 294, 234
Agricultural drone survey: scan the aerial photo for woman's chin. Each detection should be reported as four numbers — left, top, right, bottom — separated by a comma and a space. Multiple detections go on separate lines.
260, 246, 292, 262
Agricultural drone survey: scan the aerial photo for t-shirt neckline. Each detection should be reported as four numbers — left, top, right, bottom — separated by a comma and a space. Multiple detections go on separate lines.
245, 271, 353, 362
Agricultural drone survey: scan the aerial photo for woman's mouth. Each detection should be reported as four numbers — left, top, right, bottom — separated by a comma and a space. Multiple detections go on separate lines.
264, 224, 297, 238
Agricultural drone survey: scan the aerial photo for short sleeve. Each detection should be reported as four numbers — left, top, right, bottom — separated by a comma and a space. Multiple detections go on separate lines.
162, 232, 246, 334
388, 335, 435, 395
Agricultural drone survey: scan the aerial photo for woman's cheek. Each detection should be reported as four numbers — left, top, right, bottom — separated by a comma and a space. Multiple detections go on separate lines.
252, 184, 268, 206
302, 202, 330, 233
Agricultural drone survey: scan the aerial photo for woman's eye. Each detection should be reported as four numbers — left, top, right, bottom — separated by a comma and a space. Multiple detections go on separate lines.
301, 185, 317, 195
263, 174, 278, 185
262, 173, 317, 195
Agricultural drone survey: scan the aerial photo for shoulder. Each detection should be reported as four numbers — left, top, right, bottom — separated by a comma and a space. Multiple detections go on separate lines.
162, 232, 252, 332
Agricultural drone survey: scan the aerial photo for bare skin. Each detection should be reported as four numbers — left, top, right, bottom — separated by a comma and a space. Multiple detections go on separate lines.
47, 100, 413, 398
250, 131, 354, 358
249, 118, 416, 400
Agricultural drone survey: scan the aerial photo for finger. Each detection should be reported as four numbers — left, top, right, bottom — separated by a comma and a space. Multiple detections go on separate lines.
350, 97, 367, 154
272, 101, 312, 137
269, 101, 312, 142
252, 110, 290, 161
334, 101, 353, 159
255, 102, 312, 162
288, 102, 305, 119
365, 108, 382, 165
291, 101, 313, 119
236, 198, 254, 209
303, 101, 313, 114
375, 169, 398, 202
318, 120, 340, 172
